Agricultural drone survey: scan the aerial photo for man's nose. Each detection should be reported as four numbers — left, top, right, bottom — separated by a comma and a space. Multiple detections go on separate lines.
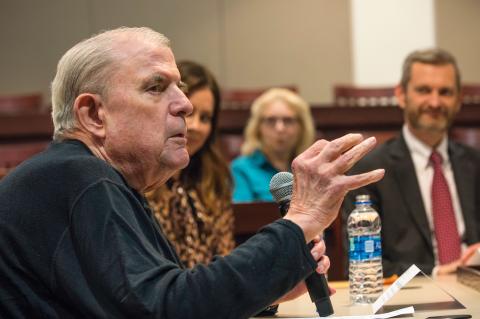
428, 91, 441, 108
172, 88, 193, 117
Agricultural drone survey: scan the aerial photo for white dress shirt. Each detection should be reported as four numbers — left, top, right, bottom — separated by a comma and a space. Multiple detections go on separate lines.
402, 125, 466, 267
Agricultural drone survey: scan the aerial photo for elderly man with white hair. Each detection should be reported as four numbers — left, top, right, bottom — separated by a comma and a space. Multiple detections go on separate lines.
0, 27, 383, 318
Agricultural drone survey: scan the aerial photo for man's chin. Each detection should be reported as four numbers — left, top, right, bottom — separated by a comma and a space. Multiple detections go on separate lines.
179, 157, 190, 169
417, 122, 448, 133
414, 116, 448, 130
174, 150, 190, 169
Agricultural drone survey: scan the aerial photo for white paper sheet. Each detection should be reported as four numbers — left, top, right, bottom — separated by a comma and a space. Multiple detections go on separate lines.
372, 264, 420, 314
280, 265, 421, 319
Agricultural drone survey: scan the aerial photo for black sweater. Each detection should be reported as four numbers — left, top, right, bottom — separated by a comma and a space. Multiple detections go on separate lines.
0, 140, 316, 318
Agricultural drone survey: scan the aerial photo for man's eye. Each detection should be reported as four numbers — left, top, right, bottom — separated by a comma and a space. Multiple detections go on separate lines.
439, 88, 454, 96
416, 87, 431, 94
178, 82, 189, 94
148, 84, 167, 93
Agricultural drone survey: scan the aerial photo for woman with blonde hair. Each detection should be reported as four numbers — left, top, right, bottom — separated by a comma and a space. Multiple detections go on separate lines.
146, 61, 234, 268
231, 88, 315, 202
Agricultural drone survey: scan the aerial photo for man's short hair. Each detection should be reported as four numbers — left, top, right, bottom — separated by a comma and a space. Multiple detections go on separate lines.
50, 27, 170, 140
400, 48, 461, 91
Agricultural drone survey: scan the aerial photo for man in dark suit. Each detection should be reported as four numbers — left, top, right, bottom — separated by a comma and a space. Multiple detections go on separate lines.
343, 48, 480, 277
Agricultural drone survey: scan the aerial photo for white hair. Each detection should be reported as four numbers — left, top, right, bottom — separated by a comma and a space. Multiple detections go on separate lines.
51, 27, 170, 140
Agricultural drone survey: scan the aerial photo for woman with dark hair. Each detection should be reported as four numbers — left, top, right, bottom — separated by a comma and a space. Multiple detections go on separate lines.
146, 61, 235, 268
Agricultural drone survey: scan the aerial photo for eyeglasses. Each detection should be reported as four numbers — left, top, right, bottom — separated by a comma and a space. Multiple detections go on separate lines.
261, 116, 299, 128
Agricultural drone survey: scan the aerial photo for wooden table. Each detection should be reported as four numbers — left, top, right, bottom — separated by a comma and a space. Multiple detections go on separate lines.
262, 275, 480, 318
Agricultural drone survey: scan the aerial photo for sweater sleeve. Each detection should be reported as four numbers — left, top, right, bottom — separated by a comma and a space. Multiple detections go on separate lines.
65, 180, 317, 319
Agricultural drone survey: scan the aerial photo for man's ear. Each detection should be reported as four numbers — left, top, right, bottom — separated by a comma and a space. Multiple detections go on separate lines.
73, 93, 106, 139
394, 85, 406, 110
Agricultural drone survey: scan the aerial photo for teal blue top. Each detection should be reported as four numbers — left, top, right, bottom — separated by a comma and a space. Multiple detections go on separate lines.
231, 149, 280, 203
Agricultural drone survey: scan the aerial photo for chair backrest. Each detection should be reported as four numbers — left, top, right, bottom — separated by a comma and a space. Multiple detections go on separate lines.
334, 84, 480, 107
333, 85, 397, 107
0, 141, 49, 172
0, 167, 8, 180
451, 127, 480, 150
0, 93, 42, 115
231, 200, 346, 280
462, 84, 480, 105
218, 134, 244, 162
222, 85, 298, 110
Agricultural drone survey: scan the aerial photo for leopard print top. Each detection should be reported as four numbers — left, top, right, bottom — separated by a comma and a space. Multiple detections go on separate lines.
146, 180, 235, 268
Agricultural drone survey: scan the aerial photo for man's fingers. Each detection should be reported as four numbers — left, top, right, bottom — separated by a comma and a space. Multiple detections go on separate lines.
287, 133, 385, 243
294, 134, 364, 164
436, 261, 460, 275
319, 133, 365, 162
295, 139, 328, 162
334, 136, 377, 173
311, 235, 323, 244
343, 169, 385, 191
328, 285, 336, 296
316, 255, 330, 274
311, 240, 326, 260
293, 135, 376, 177
461, 243, 480, 263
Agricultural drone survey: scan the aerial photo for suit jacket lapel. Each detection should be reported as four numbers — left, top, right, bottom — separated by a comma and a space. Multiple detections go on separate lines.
449, 141, 476, 243
390, 135, 432, 248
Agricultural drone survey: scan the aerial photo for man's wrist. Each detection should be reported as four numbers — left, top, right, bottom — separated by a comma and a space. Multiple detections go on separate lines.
284, 211, 326, 242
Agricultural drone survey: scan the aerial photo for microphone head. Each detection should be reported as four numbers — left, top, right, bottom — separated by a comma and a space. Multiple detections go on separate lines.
269, 172, 293, 204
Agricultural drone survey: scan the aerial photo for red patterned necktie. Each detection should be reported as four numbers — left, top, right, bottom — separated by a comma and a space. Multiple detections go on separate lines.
430, 151, 461, 264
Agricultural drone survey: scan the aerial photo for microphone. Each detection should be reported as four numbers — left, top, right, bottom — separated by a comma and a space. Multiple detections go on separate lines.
269, 172, 334, 317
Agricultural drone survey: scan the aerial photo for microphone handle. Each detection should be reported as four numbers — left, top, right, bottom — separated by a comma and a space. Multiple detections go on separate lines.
306, 242, 334, 316
279, 200, 334, 316
279, 201, 290, 216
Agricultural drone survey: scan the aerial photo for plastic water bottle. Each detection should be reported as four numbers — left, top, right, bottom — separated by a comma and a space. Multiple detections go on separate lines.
347, 194, 383, 304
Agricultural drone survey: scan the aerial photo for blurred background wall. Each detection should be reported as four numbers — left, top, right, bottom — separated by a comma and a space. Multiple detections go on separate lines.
0, 0, 479, 104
